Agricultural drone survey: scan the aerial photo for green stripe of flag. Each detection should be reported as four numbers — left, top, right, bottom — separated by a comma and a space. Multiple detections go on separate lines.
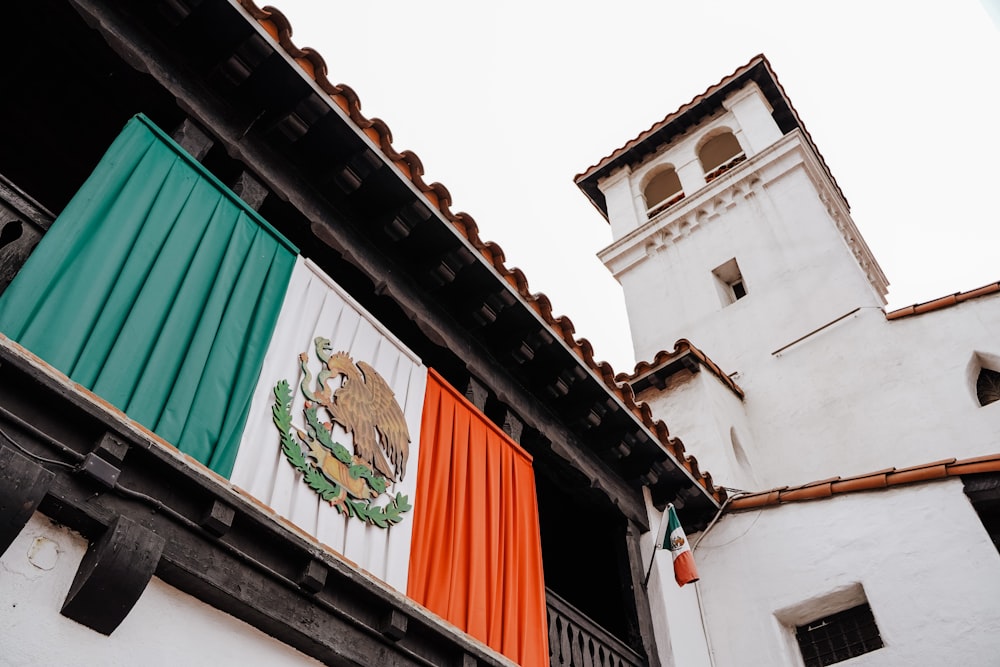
0, 115, 297, 477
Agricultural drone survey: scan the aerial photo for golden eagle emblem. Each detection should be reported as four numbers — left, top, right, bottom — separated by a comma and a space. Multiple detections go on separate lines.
271, 337, 412, 528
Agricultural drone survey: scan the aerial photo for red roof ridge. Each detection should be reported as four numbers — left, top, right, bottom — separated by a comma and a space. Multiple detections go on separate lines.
238, 2, 727, 503
885, 281, 1000, 320
727, 453, 1000, 512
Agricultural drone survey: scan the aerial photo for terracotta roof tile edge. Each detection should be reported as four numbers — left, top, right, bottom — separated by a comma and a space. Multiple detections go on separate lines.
726, 454, 1000, 512
238, 2, 728, 505
574, 55, 847, 209
885, 281, 1000, 320
616, 339, 745, 399
575, 56, 766, 182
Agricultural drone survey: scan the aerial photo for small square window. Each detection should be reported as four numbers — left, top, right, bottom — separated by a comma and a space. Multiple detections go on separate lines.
795, 603, 884, 667
712, 258, 747, 306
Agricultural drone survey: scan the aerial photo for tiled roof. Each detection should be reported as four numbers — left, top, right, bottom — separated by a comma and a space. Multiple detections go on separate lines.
618, 339, 745, 399
885, 281, 1000, 320
237, 2, 725, 503
575, 56, 767, 182
727, 454, 1000, 512
574, 54, 846, 216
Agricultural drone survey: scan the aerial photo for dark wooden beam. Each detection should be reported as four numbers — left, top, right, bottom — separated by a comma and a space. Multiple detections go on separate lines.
380, 609, 409, 642
170, 117, 213, 160
502, 410, 524, 444
0, 445, 55, 556
0, 172, 54, 294
200, 499, 236, 537
623, 520, 664, 667
231, 170, 268, 210
465, 377, 488, 411
297, 559, 328, 594
61, 514, 166, 635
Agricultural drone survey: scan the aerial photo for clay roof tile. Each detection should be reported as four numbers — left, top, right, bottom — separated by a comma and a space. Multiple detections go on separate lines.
726, 455, 1000, 513
885, 281, 1000, 320
622, 339, 744, 399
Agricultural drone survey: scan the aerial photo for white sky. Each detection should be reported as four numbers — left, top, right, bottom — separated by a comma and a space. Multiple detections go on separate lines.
266, 1, 1000, 372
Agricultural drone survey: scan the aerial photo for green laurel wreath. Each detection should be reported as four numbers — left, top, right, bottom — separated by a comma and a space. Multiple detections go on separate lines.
271, 380, 411, 528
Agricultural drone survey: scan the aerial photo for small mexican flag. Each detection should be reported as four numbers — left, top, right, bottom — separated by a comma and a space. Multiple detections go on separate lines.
660, 504, 700, 587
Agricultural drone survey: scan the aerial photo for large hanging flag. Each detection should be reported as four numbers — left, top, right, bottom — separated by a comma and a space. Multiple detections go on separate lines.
659, 504, 700, 587
0, 114, 548, 666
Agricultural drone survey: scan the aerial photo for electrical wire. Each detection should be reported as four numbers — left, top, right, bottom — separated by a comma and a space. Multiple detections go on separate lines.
692, 490, 748, 552
0, 404, 86, 463
0, 424, 79, 470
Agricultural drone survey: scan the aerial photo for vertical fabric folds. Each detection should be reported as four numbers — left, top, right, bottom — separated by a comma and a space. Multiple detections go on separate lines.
0, 115, 296, 477
408, 370, 549, 667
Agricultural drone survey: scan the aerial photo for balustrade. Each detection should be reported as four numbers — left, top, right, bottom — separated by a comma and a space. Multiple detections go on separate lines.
547, 589, 647, 667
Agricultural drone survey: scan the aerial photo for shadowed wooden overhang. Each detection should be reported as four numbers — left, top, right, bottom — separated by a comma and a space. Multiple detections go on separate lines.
6, 0, 722, 524
620, 339, 745, 399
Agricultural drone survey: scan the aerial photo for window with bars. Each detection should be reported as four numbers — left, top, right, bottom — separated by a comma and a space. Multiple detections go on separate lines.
794, 603, 883, 667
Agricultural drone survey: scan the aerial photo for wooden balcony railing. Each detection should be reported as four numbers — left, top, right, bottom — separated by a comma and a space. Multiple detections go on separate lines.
547, 589, 647, 667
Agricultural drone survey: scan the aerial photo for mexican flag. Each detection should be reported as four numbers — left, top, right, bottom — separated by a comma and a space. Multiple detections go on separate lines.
660, 504, 700, 587
0, 115, 548, 666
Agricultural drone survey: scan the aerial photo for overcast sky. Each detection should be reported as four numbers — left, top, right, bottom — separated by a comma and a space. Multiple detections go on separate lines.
264, 1, 999, 372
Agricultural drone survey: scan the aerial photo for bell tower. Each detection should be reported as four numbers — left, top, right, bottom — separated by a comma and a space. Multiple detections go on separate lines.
575, 56, 888, 371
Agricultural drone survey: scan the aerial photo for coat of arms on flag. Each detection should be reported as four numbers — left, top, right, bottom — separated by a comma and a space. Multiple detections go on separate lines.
272, 337, 412, 528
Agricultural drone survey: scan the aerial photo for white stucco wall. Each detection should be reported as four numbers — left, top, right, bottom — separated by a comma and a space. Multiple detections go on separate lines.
740, 298, 1000, 487
636, 369, 759, 492
721, 83, 782, 157
632, 289, 1000, 493
603, 81, 1000, 489
602, 133, 884, 371
1, 513, 321, 667
682, 481, 1000, 667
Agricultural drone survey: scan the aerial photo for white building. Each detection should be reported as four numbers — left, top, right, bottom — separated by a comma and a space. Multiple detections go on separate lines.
2, 6, 998, 665
576, 55, 1000, 667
